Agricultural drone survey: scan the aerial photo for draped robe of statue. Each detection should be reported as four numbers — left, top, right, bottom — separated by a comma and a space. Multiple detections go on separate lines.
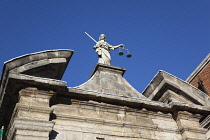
93, 40, 114, 65
93, 34, 124, 65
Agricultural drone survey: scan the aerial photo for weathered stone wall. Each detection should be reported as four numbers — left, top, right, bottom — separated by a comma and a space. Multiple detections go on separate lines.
1, 83, 209, 140
5, 88, 55, 140
174, 111, 208, 140
51, 99, 183, 140
5, 87, 208, 140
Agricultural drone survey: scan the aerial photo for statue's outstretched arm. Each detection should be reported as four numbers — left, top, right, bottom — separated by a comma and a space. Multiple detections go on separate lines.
110, 44, 125, 50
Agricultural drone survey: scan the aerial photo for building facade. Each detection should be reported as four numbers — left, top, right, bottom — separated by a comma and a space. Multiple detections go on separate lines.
0, 50, 209, 140
186, 53, 210, 96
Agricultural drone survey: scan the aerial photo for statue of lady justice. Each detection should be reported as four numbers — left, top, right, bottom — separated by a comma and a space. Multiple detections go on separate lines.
93, 34, 125, 65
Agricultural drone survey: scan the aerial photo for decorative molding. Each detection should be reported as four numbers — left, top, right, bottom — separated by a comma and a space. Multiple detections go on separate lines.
15, 103, 53, 114
89, 63, 126, 79
175, 111, 202, 121
6, 118, 54, 140
201, 115, 210, 129
179, 126, 208, 134
158, 89, 193, 104
98, 66, 125, 75
19, 87, 55, 99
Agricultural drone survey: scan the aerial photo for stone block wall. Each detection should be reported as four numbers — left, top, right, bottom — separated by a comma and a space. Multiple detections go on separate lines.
174, 111, 208, 140
2, 87, 209, 140
50, 99, 184, 140
5, 87, 55, 140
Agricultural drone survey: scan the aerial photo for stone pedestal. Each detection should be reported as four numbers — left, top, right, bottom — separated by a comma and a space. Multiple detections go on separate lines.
77, 63, 146, 98
6, 87, 55, 140
175, 111, 207, 140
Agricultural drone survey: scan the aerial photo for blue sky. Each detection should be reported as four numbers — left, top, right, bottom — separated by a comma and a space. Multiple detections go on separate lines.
0, 1, 209, 93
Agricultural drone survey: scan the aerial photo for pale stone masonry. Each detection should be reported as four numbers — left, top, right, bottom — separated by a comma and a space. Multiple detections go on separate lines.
0, 50, 209, 140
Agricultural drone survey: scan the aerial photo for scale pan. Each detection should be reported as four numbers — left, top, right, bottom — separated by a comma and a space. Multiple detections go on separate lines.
127, 54, 132, 58
119, 52, 124, 56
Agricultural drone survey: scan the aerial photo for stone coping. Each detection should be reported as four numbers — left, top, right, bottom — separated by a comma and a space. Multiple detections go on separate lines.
9, 73, 67, 87
142, 70, 210, 106
67, 87, 210, 114
4, 49, 74, 71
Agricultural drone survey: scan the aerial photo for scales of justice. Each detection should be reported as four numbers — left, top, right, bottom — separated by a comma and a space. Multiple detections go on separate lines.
85, 32, 132, 65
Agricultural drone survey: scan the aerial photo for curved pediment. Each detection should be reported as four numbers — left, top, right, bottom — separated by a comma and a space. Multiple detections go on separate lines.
2, 50, 73, 80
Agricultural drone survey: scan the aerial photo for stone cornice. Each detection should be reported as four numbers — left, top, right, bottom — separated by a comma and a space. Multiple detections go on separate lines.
19, 87, 55, 99
13, 118, 54, 131
201, 114, 210, 129
175, 111, 202, 121
179, 126, 208, 134
67, 87, 210, 114
15, 103, 53, 114
9, 73, 67, 88
89, 63, 126, 79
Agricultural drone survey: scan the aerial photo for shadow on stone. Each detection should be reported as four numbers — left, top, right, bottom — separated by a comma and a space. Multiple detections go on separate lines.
50, 113, 57, 121
49, 130, 59, 140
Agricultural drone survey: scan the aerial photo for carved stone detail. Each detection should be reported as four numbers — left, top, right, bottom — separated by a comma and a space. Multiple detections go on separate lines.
174, 111, 207, 140
5, 87, 55, 140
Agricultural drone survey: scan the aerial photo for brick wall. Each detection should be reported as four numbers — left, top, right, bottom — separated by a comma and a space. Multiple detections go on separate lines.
189, 63, 210, 96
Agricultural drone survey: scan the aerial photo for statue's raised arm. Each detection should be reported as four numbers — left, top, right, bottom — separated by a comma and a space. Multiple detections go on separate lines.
93, 34, 124, 65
